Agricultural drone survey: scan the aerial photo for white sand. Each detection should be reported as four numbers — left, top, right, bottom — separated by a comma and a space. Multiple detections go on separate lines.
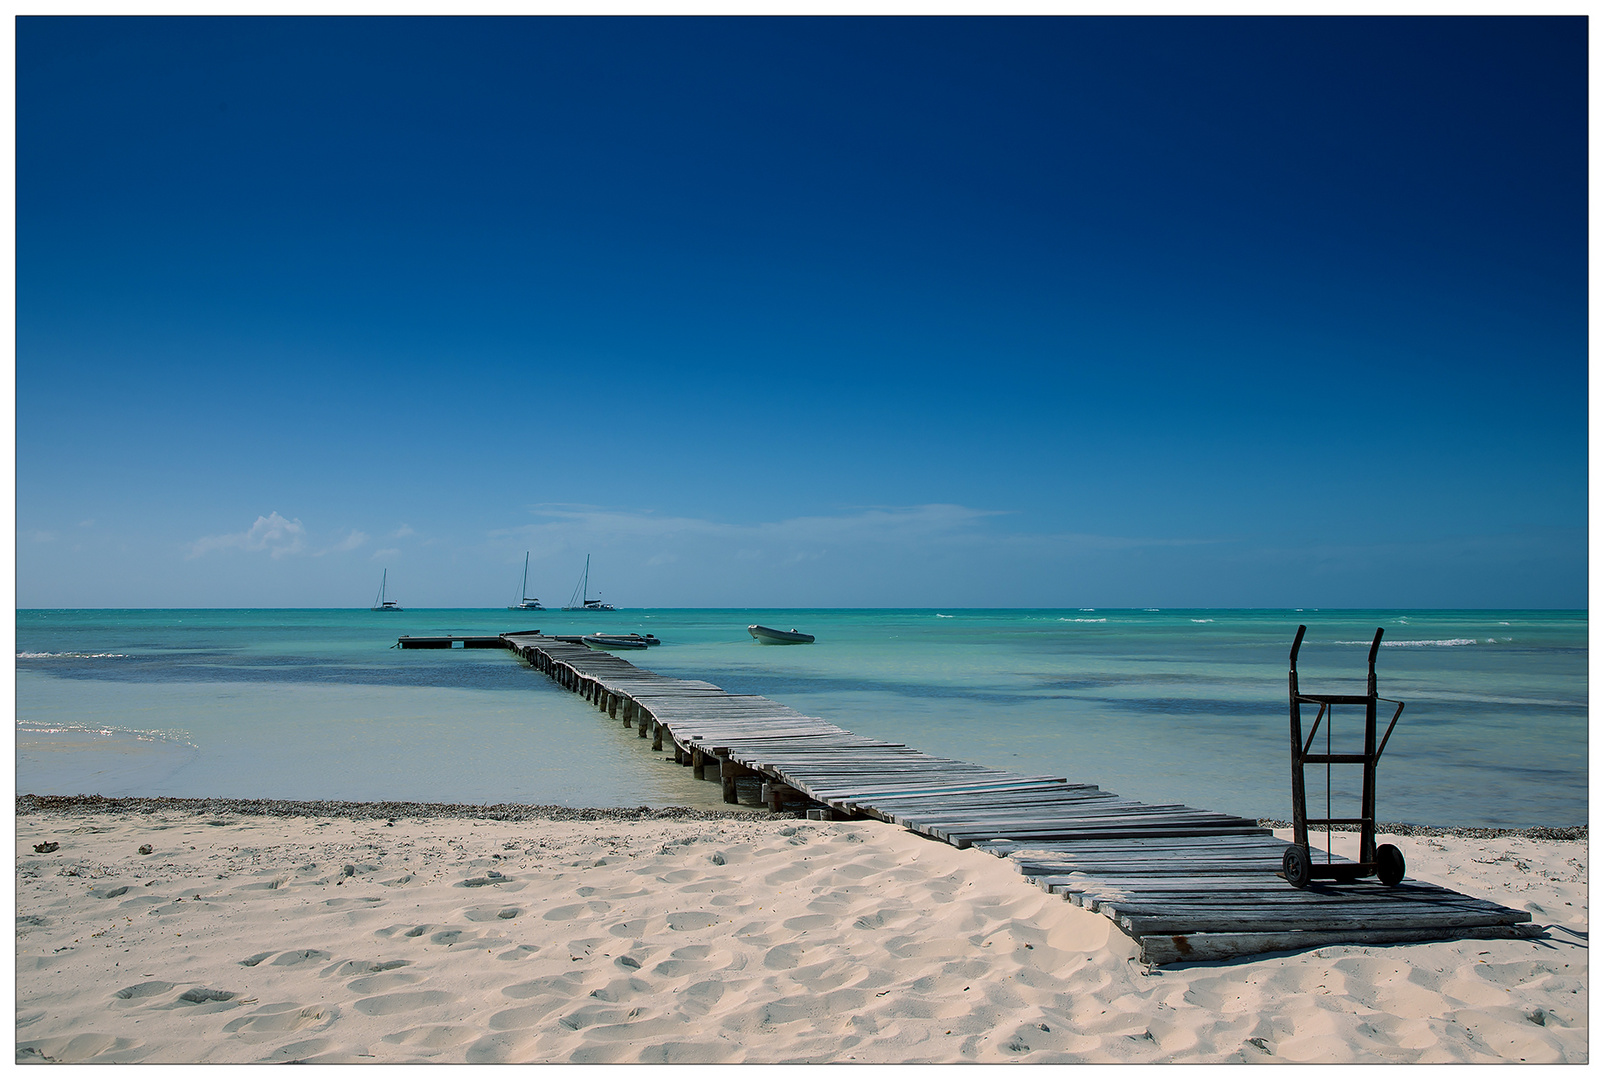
14, 807, 1586, 1064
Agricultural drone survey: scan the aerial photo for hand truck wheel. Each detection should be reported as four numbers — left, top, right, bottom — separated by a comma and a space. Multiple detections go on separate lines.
1282, 845, 1313, 889
1375, 843, 1405, 887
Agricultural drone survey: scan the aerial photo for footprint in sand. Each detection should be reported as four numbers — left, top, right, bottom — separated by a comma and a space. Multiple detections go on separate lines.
352, 990, 459, 1016
111, 981, 174, 1001
503, 972, 590, 999
347, 971, 425, 994
321, 959, 411, 978
270, 949, 334, 967
254, 1037, 333, 1063
486, 998, 570, 1031
234, 877, 292, 892
673, 979, 727, 1018
379, 1025, 481, 1054
222, 1003, 340, 1035
463, 906, 523, 922
666, 911, 720, 932
544, 902, 609, 921
782, 914, 835, 932
17, 1033, 143, 1064
763, 943, 806, 970
496, 945, 539, 961
464, 1030, 541, 1064
167, 988, 240, 1008
428, 929, 474, 946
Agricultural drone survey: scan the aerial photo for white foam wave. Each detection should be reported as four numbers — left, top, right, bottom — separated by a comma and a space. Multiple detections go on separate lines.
17, 651, 129, 659
935, 614, 954, 618
16, 721, 196, 748
1191, 619, 1214, 624
1335, 638, 1477, 647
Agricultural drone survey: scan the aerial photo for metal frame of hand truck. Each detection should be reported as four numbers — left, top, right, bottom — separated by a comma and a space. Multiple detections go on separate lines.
1282, 624, 1407, 889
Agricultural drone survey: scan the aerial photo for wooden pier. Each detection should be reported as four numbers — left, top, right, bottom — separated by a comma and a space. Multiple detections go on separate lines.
437, 631, 1538, 965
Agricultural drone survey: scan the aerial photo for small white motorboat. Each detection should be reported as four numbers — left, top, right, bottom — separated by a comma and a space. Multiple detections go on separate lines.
583, 634, 651, 651
748, 624, 815, 645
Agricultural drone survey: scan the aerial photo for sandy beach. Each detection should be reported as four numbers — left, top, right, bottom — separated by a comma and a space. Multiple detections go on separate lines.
14, 797, 1586, 1064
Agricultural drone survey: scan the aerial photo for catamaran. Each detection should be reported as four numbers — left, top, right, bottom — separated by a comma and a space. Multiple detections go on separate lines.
371, 569, 403, 612
561, 555, 616, 611
508, 552, 544, 610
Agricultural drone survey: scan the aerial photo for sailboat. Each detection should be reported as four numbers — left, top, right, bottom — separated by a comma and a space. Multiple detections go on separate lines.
371, 569, 402, 612
561, 555, 616, 611
508, 552, 544, 611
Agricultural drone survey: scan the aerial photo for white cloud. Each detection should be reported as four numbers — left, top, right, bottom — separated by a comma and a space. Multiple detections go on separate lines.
28, 530, 56, 544
372, 547, 401, 561
189, 512, 307, 559
315, 530, 370, 556
392, 525, 415, 538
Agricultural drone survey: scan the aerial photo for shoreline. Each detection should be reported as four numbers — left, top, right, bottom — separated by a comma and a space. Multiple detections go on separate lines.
15, 798, 1586, 1063
18, 794, 1587, 841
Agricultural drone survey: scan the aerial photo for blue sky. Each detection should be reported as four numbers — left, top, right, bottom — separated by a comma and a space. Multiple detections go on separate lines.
16, 16, 1587, 608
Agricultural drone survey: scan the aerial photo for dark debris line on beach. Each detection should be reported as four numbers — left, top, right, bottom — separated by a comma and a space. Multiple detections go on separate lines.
493, 633, 1546, 964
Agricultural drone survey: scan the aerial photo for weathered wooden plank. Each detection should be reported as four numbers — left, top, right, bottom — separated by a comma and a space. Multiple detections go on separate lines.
1138, 924, 1543, 965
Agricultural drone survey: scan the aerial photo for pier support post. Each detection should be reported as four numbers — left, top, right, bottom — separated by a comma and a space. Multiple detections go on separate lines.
720, 759, 748, 804
691, 747, 705, 780
763, 783, 800, 813
652, 721, 663, 751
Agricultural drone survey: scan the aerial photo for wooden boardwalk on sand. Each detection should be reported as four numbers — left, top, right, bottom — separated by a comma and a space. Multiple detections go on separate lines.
444, 632, 1537, 965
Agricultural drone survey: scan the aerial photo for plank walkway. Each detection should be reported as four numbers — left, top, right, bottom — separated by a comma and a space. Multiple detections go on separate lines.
489, 632, 1536, 965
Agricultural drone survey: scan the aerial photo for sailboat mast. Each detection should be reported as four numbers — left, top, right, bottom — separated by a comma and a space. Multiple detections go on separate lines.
583, 555, 590, 604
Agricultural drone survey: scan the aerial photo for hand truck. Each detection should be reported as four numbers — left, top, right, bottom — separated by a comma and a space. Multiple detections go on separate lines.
1282, 625, 1407, 889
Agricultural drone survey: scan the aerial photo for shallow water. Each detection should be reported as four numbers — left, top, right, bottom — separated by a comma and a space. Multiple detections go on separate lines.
15, 608, 1587, 827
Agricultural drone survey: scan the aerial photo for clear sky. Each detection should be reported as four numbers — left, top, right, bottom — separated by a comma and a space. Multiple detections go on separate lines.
16, 16, 1587, 609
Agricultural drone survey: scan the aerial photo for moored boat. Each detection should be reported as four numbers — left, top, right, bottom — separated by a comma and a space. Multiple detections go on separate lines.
561, 555, 617, 611
508, 552, 544, 610
748, 624, 814, 645
371, 569, 403, 612
583, 634, 651, 650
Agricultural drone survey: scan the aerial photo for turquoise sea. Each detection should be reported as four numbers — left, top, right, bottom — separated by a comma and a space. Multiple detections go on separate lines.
15, 609, 1587, 828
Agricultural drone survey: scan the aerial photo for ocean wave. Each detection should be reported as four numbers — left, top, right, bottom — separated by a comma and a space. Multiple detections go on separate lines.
1191, 619, 1214, 624
935, 614, 954, 618
17, 651, 130, 659
1335, 638, 1477, 647
16, 721, 196, 748
1059, 617, 1107, 623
